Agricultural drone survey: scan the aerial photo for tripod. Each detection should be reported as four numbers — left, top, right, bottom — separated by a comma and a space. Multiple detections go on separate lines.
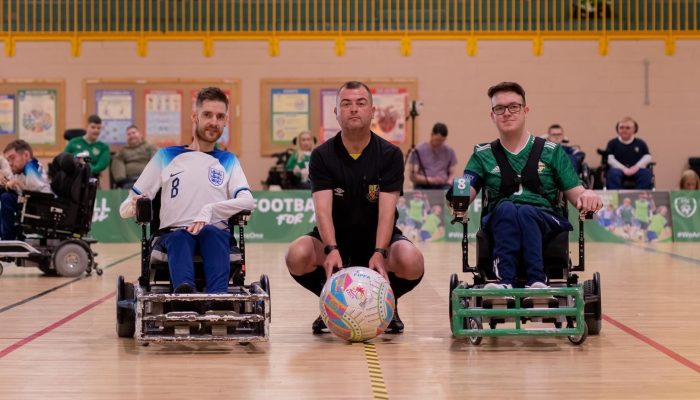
403, 100, 420, 168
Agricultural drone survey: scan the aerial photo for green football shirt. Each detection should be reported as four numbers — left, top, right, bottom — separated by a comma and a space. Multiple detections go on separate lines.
635, 199, 651, 223
464, 135, 581, 214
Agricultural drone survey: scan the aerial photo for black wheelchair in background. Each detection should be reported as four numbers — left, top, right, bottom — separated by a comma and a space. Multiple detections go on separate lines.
0, 152, 101, 277
261, 149, 309, 190
116, 193, 270, 344
447, 180, 602, 345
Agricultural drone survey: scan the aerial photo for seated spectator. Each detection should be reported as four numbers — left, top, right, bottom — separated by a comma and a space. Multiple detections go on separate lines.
64, 114, 110, 179
546, 124, 585, 174
409, 122, 458, 190
284, 130, 315, 189
0, 140, 51, 240
604, 117, 653, 190
111, 125, 158, 189
680, 169, 700, 190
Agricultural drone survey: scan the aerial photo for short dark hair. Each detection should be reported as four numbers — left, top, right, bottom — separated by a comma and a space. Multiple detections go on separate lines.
337, 81, 373, 104
432, 122, 448, 137
548, 124, 563, 133
87, 114, 102, 125
487, 82, 526, 105
195, 87, 229, 110
4, 139, 33, 158
126, 124, 139, 131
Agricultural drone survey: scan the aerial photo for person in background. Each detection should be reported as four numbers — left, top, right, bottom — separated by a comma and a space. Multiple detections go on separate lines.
604, 117, 653, 189
0, 140, 51, 240
64, 114, 110, 178
409, 122, 458, 190
679, 169, 700, 190
285, 130, 316, 189
111, 125, 158, 189
546, 124, 585, 174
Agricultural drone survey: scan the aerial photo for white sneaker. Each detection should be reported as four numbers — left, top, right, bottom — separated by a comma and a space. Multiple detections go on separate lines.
484, 283, 512, 289
527, 282, 549, 289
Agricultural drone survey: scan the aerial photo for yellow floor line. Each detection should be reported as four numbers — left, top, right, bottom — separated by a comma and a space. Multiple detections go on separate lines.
363, 342, 389, 400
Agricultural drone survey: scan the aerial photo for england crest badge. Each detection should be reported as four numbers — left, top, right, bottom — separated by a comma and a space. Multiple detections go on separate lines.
208, 167, 225, 186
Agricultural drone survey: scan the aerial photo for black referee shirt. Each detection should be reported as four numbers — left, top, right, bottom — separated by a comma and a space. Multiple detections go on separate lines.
309, 132, 404, 238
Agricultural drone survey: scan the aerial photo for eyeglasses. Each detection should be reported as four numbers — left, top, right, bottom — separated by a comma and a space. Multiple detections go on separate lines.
492, 103, 523, 115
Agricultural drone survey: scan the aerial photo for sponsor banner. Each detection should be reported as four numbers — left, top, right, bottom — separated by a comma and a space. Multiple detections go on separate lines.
90, 189, 141, 243
88, 190, 693, 243
670, 191, 700, 242
245, 190, 316, 242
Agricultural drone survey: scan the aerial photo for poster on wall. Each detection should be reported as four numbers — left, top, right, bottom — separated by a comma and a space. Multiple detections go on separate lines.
96, 90, 134, 144
191, 89, 231, 149
17, 89, 57, 144
0, 94, 14, 134
370, 88, 407, 144
320, 89, 340, 142
145, 89, 182, 147
271, 88, 309, 144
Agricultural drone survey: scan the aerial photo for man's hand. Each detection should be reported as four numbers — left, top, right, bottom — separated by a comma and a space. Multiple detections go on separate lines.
323, 249, 344, 279
130, 193, 149, 209
576, 189, 603, 213
368, 252, 389, 282
0, 175, 8, 186
623, 166, 639, 176
186, 221, 206, 234
5, 179, 22, 191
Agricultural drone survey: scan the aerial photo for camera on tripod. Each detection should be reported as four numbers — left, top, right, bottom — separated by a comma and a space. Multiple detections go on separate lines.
409, 100, 424, 118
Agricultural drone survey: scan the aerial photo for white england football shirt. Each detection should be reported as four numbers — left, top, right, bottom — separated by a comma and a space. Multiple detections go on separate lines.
119, 146, 253, 229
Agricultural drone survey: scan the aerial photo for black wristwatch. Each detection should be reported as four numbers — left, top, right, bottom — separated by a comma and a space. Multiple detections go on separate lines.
324, 244, 339, 255
374, 247, 388, 259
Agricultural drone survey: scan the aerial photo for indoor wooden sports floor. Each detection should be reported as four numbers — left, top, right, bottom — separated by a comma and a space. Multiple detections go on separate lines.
1, 241, 699, 399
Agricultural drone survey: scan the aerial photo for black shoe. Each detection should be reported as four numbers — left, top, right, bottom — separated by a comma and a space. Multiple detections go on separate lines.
172, 283, 196, 311
174, 283, 196, 294
385, 311, 404, 334
312, 315, 328, 334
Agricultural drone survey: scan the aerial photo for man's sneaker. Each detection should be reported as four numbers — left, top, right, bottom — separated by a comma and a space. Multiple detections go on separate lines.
483, 282, 512, 289
523, 281, 556, 307
384, 310, 404, 334
482, 282, 514, 307
172, 283, 197, 312
312, 315, 328, 334
173, 283, 196, 294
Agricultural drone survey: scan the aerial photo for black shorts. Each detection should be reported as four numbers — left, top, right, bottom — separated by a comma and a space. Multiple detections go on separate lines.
307, 226, 409, 267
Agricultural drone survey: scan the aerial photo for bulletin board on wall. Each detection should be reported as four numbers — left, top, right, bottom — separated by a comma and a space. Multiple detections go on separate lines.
260, 79, 418, 156
0, 80, 66, 157
83, 80, 242, 155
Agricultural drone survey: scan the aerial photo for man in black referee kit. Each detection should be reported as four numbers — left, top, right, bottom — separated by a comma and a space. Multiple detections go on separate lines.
285, 81, 425, 334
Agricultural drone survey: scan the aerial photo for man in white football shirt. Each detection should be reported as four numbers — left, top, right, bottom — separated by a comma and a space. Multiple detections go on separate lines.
120, 87, 254, 294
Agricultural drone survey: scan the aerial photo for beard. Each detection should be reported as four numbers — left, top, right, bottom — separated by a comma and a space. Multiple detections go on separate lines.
195, 123, 223, 144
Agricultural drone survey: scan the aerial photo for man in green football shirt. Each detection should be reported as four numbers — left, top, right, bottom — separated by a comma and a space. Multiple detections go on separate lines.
462, 82, 602, 288
64, 114, 110, 178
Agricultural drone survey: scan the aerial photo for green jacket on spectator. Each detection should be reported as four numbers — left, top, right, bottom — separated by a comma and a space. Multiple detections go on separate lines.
64, 136, 110, 175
